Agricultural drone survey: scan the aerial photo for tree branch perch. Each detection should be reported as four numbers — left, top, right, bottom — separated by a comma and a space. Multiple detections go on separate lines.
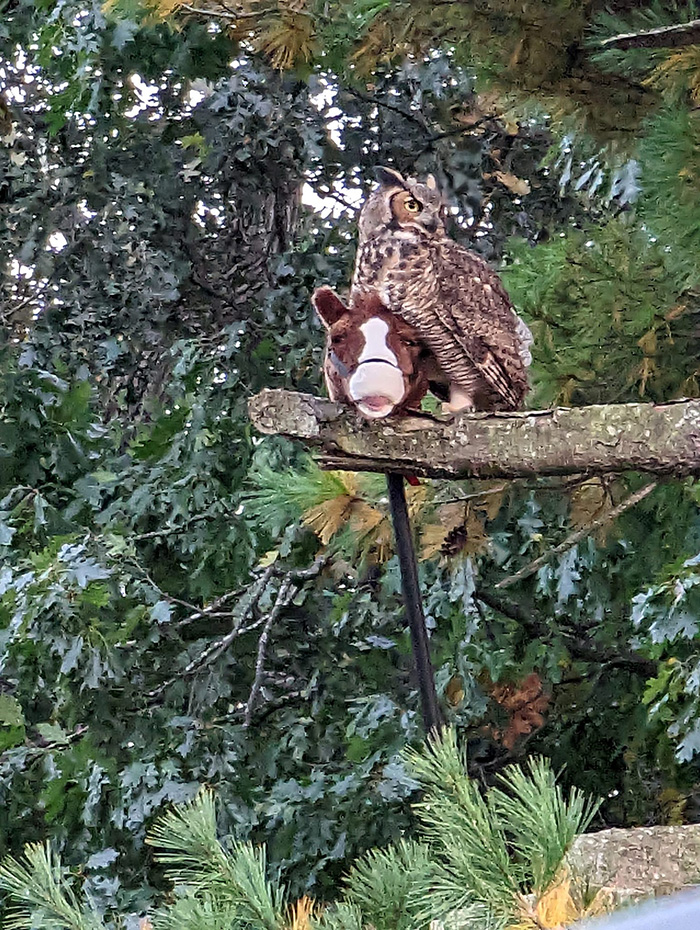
599, 18, 700, 51
248, 390, 700, 480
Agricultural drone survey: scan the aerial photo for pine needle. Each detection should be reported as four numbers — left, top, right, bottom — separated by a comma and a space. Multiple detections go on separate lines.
146, 788, 225, 880
638, 105, 700, 289
490, 758, 601, 895
246, 459, 349, 533
287, 895, 318, 930
405, 730, 519, 923
147, 790, 285, 930
344, 839, 431, 930
0, 842, 102, 930
645, 46, 700, 103
151, 893, 240, 930
255, 12, 317, 70
311, 902, 364, 930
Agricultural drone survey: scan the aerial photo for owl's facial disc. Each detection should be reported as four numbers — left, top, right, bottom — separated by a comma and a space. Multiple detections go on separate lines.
391, 190, 442, 233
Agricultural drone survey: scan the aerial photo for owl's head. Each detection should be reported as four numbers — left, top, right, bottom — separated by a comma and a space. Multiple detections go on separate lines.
358, 166, 445, 240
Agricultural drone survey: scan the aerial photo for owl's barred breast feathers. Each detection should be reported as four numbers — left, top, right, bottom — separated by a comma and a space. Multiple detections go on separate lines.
352, 168, 532, 412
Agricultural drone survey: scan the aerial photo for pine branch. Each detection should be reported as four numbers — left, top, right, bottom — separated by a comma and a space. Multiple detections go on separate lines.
344, 840, 432, 930
489, 757, 601, 895
152, 894, 239, 930
404, 730, 518, 922
600, 18, 700, 50
147, 791, 285, 930
313, 902, 364, 930
0, 843, 102, 930
402, 731, 602, 926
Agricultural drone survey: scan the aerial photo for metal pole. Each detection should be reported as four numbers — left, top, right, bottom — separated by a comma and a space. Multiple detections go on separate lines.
386, 472, 443, 735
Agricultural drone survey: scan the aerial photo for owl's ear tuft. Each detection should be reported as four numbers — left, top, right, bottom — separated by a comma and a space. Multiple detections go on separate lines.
312, 287, 348, 328
374, 166, 405, 188
425, 174, 438, 190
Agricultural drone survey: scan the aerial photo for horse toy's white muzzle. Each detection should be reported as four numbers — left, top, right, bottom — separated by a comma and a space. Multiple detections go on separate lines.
348, 360, 406, 419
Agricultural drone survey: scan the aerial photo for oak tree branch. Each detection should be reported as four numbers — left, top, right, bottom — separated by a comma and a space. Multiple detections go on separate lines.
495, 481, 659, 589
474, 588, 657, 676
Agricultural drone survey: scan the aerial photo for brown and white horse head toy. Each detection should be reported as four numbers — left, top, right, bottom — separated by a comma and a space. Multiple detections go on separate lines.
312, 286, 429, 419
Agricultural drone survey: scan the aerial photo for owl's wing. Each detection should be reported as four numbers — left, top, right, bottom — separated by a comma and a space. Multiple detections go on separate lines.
397, 240, 530, 409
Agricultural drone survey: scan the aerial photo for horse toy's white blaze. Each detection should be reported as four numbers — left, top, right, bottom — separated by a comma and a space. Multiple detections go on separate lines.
312, 287, 430, 419
356, 319, 398, 365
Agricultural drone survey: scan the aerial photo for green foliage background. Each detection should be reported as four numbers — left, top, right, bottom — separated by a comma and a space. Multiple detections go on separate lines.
0, 734, 604, 929
1, 0, 700, 922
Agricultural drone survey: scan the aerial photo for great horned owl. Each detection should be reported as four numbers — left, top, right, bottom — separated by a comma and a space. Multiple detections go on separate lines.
352, 166, 532, 412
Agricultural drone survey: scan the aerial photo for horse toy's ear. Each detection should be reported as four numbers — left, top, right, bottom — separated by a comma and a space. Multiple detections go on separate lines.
374, 165, 405, 188
350, 288, 386, 317
312, 286, 348, 328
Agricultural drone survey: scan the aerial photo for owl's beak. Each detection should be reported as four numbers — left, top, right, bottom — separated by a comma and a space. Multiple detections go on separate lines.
421, 213, 439, 233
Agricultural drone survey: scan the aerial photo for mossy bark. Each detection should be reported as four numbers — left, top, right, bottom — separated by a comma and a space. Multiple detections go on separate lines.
248, 389, 700, 479
569, 825, 700, 900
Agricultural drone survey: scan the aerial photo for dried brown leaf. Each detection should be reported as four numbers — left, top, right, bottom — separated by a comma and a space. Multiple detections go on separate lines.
495, 170, 531, 196
568, 479, 607, 531
491, 672, 549, 750
445, 674, 465, 707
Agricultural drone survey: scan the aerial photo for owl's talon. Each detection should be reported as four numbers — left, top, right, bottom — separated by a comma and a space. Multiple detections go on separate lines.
444, 386, 475, 414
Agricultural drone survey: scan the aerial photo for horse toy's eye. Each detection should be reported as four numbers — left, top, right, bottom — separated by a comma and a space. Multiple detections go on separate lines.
404, 197, 422, 213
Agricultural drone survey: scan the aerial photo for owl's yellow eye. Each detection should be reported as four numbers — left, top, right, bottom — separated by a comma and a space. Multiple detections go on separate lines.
404, 197, 422, 213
